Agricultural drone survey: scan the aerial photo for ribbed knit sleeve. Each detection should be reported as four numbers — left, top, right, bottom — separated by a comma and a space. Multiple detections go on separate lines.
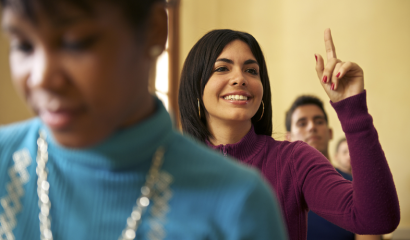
298, 91, 400, 234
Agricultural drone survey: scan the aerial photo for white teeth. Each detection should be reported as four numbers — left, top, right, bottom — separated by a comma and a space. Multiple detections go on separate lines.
223, 95, 248, 101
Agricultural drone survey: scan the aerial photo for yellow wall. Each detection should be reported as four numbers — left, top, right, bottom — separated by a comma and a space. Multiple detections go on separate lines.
181, 0, 410, 230
0, 35, 33, 124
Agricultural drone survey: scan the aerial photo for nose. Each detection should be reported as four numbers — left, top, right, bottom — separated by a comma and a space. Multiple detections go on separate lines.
307, 120, 317, 132
229, 68, 248, 86
27, 49, 65, 91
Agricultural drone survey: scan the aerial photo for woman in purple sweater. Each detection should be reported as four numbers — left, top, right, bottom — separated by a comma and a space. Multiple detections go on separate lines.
178, 29, 400, 240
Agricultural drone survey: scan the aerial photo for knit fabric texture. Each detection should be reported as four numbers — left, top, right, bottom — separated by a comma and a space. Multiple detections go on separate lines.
207, 91, 400, 240
0, 99, 288, 240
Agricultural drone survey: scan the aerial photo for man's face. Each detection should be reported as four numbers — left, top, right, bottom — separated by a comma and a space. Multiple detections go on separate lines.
287, 104, 332, 155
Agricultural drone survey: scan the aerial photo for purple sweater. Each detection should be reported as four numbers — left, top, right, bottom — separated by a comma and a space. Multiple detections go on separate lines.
207, 91, 400, 240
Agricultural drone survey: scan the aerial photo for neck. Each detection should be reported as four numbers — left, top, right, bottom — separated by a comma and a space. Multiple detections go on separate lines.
207, 117, 252, 146
321, 150, 330, 160
337, 165, 352, 175
121, 95, 156, 128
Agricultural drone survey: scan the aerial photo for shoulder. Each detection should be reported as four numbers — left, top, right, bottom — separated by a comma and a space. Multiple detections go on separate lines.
166, 131, 287, 239
165, 131, 278, 202
0, 118, 40, 142
0, 118, 40, 162
167, 131, 264, 182
265, 138, 321, 162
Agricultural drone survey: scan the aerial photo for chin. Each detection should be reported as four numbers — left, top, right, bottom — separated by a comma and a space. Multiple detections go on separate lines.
224, 115, 253, 122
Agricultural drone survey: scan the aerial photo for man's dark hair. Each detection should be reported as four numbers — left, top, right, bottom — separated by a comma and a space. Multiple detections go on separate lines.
0, 0, 165, 33
178, 29, 272, 143
285, 95, 328, 132
335, 137, 347, 153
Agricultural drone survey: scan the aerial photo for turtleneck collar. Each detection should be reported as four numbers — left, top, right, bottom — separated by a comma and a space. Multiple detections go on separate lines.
206, 125, 267, 163
41, 97, 173, 170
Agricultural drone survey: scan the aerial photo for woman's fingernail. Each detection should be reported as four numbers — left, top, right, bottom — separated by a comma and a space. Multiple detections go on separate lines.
315, 54, 317, 62
331, 83, 335, 90
322, 76, 327, 83
336, 72, 340, 78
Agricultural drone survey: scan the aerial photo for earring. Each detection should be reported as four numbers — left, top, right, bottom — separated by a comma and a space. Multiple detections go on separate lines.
149, 45, 163, 58
197, 98, 201, 118
258, 100, 265, 121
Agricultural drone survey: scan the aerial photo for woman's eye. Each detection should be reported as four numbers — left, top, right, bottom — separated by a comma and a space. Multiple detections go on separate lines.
246, 68, 258, 75
62, 35, 99, 51
214, 66, 228, 72
11, 41, 33, 54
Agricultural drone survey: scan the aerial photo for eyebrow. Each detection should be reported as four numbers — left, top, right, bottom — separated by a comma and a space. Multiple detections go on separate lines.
52, 15, 90, 28
295, 115, 326, 124
2, 15, 90, 35
215, 58, 259, 66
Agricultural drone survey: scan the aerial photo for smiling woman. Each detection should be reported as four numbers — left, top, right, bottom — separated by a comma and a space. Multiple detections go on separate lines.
179, 30, 272, 143
0, 1, 288, 239
178, 29, 400, 240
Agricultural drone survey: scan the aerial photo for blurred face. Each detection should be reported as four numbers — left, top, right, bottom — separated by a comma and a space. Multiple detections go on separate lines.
202, 40, 263, 124
2, 3, 165, 147
335, 140, 351, 173
287, 104, 332, 155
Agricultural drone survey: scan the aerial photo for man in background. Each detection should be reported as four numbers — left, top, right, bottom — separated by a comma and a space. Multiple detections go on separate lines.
285, 95, 381, 240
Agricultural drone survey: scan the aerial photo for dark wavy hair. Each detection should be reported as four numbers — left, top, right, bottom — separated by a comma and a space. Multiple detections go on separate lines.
285, 95, 329, 132
178, 29, 272, 142
0, 0, 165, 32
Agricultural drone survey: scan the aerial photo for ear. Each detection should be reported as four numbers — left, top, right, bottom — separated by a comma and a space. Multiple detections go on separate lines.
329, 128, 333, 140
286, 132, 292, 141
144, 2, 168, 58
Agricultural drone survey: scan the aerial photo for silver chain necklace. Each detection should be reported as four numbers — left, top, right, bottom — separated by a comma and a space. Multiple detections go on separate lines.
36, 130, 165, 240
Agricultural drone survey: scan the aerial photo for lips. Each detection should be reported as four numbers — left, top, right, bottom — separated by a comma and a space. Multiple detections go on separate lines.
221, 91, 252, 100
306, 136, 321, 142
39, 104, 85, 130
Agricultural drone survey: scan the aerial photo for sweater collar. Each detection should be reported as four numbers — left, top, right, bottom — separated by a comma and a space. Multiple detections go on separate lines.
206, 125, 266, 163
41, 97, 173, 170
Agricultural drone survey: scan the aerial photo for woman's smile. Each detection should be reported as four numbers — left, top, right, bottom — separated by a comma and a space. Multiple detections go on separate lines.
203, 40, 263, 122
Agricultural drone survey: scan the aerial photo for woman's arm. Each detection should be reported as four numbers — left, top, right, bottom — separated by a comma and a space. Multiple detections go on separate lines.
299, 29, 400, 234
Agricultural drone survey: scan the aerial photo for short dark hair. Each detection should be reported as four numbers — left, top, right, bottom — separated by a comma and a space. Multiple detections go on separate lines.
0, 0, 165, 32
285, 95, 328, 132
335, 137, 347, 153
178, 29, 272, 142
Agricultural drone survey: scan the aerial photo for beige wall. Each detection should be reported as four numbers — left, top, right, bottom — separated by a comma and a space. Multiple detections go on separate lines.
0, 36, 32, 124
181, 0, 410, 230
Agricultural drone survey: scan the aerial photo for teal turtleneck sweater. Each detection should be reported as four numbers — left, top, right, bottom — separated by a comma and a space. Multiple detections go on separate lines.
0, 99, 287, 240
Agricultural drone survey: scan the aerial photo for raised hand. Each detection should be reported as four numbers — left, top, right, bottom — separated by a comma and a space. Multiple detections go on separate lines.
315, 28, 364, 103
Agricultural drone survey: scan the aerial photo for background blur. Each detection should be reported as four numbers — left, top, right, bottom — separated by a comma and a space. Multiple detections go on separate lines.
1, 0, 409, 235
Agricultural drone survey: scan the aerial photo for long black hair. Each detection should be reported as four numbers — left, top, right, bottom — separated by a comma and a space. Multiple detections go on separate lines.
178, 29, 272, 143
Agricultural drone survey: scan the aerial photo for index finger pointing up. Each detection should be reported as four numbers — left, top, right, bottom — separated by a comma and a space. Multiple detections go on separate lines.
324, 28, 337, 60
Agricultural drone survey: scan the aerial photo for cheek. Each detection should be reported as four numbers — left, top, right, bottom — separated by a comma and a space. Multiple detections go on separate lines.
9, 54, 31, 97
254, 81, 264, 98
64, 46, 147, 109
203, 77, 224, 102
291, 129, 305, 140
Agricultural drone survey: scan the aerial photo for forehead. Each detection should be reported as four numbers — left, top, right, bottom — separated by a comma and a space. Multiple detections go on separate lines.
291, 104, 325, 123
1, 2, 128, 38
339, 141, 348, 150
217, 40, 256, 60
1, 0, 92, 22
